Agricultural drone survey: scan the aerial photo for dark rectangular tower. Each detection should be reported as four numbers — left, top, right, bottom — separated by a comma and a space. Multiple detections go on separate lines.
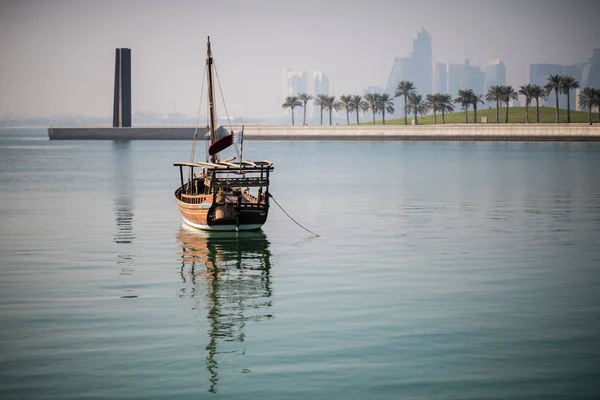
113, 48, 131, 127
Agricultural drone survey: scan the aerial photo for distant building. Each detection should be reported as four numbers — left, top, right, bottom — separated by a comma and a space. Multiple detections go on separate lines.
463, 59, 485, 97
529, 63, 564, 106
445, 63, 463, 98
438, 59, 484, 98
363, 86, 384, 95
283, 68, 308, 119
576, 48, 600, 109
361, 86, 383, 121
580, 49, 600, 109
484, 58, 506, 93
313, 71, 329, 96
284, 68, 308, 98
529, 63, 583, 108
434, 62, 447, 94
575, 87, 584, 110
385, 27, 433, 117
310, 71, 330, 122
411, 27, 433, 96
529, 48, 600, 111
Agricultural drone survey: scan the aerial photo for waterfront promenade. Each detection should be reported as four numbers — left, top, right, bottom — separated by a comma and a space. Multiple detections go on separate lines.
48, 124, 600, 141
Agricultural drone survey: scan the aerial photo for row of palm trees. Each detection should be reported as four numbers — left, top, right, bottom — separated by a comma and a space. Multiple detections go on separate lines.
282, 75, 600, 125
281, 92, 395, 126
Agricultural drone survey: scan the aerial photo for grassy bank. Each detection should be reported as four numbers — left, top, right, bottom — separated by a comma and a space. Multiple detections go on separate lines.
361, 107, 599, 125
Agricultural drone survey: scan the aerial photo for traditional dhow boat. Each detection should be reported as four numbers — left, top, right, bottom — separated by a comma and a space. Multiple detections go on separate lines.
174, 37, 274, 231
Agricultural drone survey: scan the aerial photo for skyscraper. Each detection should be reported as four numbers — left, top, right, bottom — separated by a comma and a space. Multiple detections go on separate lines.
284, 68, 308, 98
463, 59, 485, 96
445, 63, 463, 98
411, 27, 433, 96
581, 48, 600, 89
385, 27, 433, 116
435, 62, 447, 93
579, 48, 600, 109
313, 71, 329, 97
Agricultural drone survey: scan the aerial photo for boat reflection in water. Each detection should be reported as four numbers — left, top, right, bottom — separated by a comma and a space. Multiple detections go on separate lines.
176, 225, 273, 393
112, 140, 137, 299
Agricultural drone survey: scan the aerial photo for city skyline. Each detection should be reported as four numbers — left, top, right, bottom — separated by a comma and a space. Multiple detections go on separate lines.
1, 0, 599, 120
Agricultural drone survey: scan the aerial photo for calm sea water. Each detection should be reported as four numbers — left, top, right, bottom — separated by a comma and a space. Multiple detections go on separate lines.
1, 127, 599, 399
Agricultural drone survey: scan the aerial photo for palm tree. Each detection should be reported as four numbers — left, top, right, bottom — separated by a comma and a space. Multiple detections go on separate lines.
485, 85, 504, 123
350, 95, 364, 125
454, 89, 475, 123
530, 84, 547, 123
297, 92, 312, 125
578, 87, 599, 124
281, 96, 302, 125
376, 93, 395, 125
406, 93, 428, 125
501, 85, 519, 123
545, 74, 564, 123
519, 84, 535, 123
425, 94, 441, 125
561, 75, 580, 123
314, 94, 328, 126
438, 94, 454, 124
321, 95, 337, 125
471, 94, 484, 124
394, 81, 417, 125
336, 95, 353, 125
364, 93, 379, 125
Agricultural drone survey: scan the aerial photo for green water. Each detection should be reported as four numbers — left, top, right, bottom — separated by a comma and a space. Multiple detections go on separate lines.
1, 128, 599, 399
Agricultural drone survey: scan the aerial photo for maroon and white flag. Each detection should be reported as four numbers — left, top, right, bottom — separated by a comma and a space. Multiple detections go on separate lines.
208, 130, 243, 156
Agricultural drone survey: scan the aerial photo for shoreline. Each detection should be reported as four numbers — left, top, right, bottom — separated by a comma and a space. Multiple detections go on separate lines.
47, 124, 600, 141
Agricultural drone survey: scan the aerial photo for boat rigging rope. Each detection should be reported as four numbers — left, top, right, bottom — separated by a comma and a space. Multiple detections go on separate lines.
269, 194, 320, 237
190, 64, 207, 164
212, 59, 233, 133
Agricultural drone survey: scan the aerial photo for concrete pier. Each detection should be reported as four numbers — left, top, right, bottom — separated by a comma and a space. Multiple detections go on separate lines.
48, 126, 207, 140
48, 124, 600, 141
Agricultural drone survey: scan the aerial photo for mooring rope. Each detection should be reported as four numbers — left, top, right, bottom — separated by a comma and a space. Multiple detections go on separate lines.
269, 194, 320, 237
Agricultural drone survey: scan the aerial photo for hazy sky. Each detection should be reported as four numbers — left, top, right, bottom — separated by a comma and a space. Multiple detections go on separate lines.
1, 0, 599, 120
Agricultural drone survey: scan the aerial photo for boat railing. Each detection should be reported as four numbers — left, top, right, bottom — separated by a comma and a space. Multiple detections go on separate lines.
174, 161, 273, 172
180, 193, 210, 204
208, 176, 269, 188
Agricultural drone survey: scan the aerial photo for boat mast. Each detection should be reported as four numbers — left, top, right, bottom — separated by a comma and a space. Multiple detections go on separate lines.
206, 36, 218, 162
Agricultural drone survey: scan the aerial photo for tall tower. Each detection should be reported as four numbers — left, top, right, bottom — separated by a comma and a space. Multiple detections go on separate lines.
284, 68, 308, 98
113, 48, 131, 128
312, 71, 329, 96
412, 27, 433, 96
435, 62, 448, 93
385, 27, 432, 117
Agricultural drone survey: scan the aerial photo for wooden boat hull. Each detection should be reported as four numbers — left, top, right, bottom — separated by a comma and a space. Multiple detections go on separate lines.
175, 194, 268, 232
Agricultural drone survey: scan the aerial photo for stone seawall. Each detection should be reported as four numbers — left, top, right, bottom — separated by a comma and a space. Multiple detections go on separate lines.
48, 126, 207, 140
48, 124, 600, 141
